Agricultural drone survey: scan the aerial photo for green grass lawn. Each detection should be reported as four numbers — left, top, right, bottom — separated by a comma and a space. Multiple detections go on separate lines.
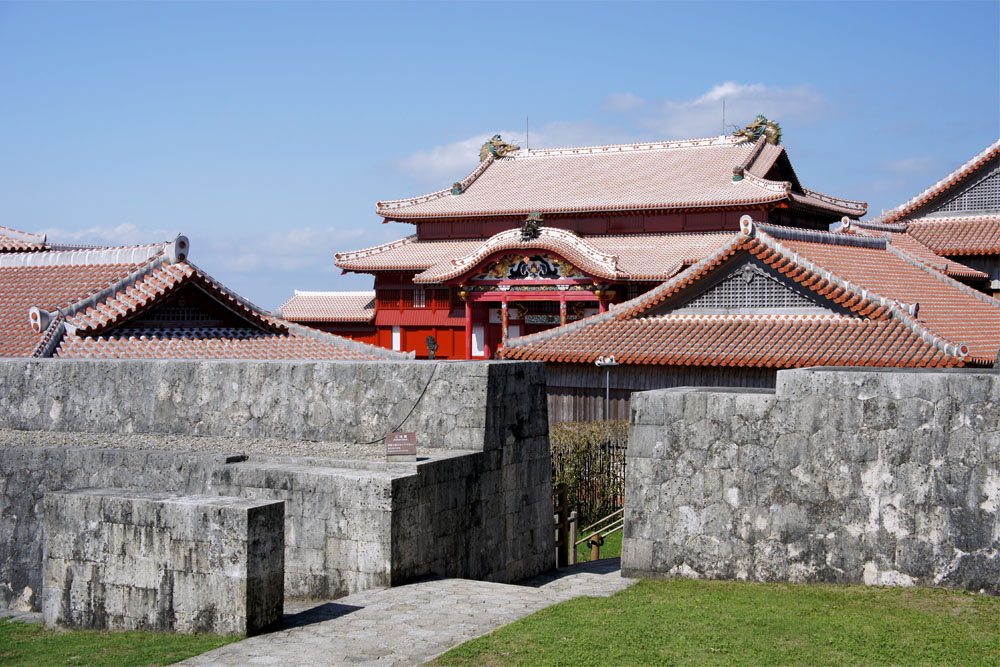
433, 579, 1000, 666
0, 618, 239, 666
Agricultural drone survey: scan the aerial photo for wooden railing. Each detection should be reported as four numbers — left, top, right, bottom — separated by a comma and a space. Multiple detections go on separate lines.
569, 508, 624, 564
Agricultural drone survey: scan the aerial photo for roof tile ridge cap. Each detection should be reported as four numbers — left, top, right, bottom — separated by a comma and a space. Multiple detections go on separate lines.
524, 135, 734, 157
741, 169, 792, 195
335, 235, 416, 262
853, 218, 908, 233
0, 225, 46, 245
284, 320, 409, 359
800, 186, 868, 209
58, 253, 171, 330
885, 242, 1000, 309
738, 135, 770, 171
910, 213, 1000, 223
873, 138, 1000, 224
29, 314, 66, 358
757, 222, 887, 249
377, 155, 496, 211
753, 226, 883, 316
627, 221, 757, 319
884, 299, 969, 360
0, 241, 168, 269
183, 259, 286, 332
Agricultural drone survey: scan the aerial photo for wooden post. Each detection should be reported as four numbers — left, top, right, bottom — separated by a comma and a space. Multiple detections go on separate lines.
554, 483, 568, 568
589, 532, 604, 561
568, 510, 578, 565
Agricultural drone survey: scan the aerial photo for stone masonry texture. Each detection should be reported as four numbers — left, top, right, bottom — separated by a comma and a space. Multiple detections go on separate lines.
622, 368, 1000, 594
0, 360, 554, 610
43, 488, 284, 635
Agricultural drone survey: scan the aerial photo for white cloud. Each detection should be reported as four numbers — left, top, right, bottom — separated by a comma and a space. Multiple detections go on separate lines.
205, 226, 371, 274
644, 81, 826, 139
604, 92, 645, 112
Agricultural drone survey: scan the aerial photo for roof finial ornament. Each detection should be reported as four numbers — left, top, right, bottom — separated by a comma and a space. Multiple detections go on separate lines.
480, 134, 520, 162
733, 115, 782, 145
521, 211, 544, 241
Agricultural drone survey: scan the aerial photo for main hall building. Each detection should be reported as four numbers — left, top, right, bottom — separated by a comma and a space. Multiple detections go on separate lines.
283, 122, 868, 359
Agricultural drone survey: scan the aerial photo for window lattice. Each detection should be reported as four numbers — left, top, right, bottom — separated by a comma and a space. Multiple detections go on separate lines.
139, 304, 214, 322
677, 266, 816, 311
936, 161, 1000, 213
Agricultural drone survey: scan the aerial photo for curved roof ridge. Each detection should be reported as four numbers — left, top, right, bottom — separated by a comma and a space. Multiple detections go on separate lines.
800, 187, 868, 211
335, 235, 417, 262
417, 227, 620, 282
758, 222, 887, 249
872, 138, 1000, 224
741, 170, 792, 195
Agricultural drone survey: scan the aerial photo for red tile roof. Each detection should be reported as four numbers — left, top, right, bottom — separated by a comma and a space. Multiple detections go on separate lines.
906, 215, 1000, 256
280, 291, 376, 323
501, 218, 1000, 368
833, 219, 989, 280
0, 232, 405, 361
871, 139, 1000, 225
336, 231, 735, 283
376, 135, 866, 220
0, 226, 46, 253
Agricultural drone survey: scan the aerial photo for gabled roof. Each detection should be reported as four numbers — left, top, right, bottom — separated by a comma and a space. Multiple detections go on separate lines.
501, 218, 1000, 368
871, 138, 1000, 225
0, 231, 406, 361
376, 135, 866, 221
280, 290, 376, 323
336, 230, 735, 283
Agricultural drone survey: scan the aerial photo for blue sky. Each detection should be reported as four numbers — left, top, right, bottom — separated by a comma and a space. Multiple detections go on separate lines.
1, 1, 997, 310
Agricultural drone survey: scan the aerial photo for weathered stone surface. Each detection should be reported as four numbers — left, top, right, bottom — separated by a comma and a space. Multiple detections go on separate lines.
622, 368, 1000, 594
42, 489, 284, 635
0, 360, 554, 610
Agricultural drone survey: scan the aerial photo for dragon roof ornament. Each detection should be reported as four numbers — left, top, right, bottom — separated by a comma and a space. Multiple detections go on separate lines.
479, 134, 520, 162
733, 115, 782, 146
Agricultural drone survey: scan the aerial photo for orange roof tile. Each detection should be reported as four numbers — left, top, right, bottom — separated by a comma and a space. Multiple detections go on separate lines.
501, 218, 1000, 368
376, 135, 866, 220
280, 291, 376, 323
0, 226, 46, 253
906, 215, 1000, 256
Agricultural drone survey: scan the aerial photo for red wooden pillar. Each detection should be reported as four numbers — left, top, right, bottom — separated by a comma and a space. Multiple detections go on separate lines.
501, 296, 509, 343
464, 299, 472, 360
559, 292, 567, 327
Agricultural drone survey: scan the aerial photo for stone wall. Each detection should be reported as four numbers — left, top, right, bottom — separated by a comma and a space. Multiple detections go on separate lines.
43, 489, 284, 635
0, 360, 541, 450
0, 360, 554, 610
623, 368, 1000, 594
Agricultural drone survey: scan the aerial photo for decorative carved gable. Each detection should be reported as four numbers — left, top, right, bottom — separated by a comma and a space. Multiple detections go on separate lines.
473, 253, 587, 281
649, 260, 840, 316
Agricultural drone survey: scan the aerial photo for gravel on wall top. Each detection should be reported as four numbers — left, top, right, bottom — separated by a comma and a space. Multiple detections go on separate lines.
0, 429, 434, 461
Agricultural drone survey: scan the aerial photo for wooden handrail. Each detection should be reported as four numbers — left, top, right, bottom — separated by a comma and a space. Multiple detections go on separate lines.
572, 507, 624, 562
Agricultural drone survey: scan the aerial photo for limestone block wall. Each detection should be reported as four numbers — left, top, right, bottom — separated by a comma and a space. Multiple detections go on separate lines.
623, 369, 1000, 594
43, 489, 284, 635
0, 359, 554, 610
0, 360, 540, 450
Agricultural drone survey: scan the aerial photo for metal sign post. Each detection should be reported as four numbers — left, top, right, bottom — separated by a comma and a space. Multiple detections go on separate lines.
595, 356, 619, 421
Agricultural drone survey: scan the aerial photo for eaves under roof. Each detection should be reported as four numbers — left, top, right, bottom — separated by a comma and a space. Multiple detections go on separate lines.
501, 217, 1000, 368
376, 135, 866, 221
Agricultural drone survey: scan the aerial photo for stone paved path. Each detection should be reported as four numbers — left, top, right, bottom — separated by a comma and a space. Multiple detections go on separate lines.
180, 559, 635, 666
